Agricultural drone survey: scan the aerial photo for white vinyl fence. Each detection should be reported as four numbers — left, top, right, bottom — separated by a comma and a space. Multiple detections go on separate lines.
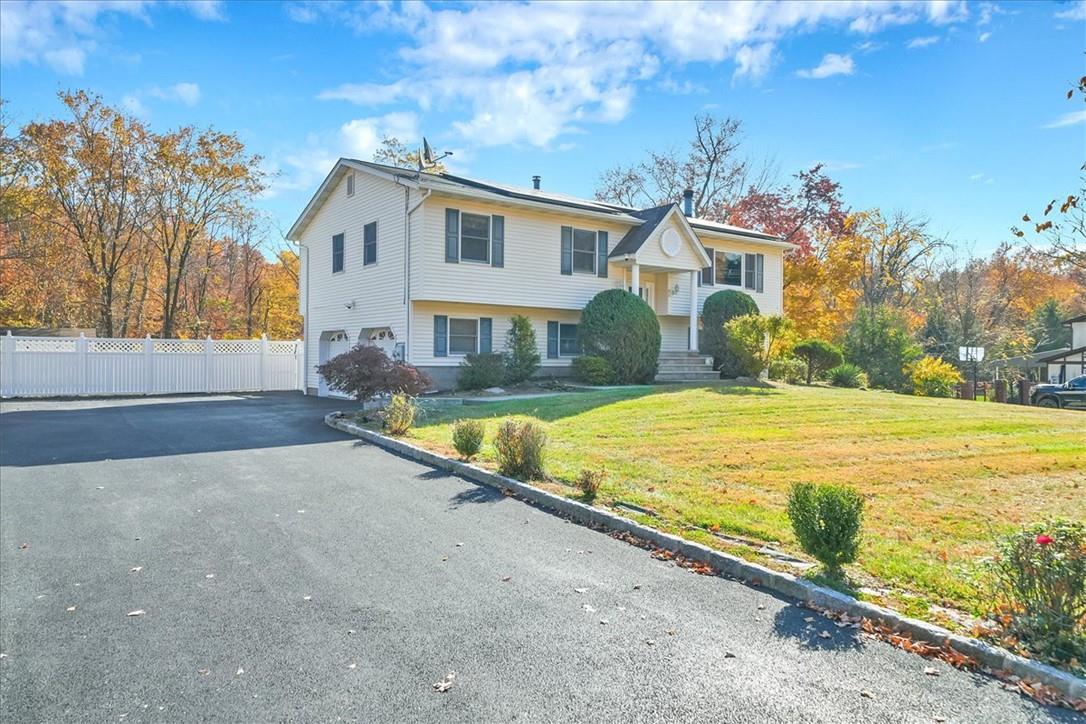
0, 333, 303, 398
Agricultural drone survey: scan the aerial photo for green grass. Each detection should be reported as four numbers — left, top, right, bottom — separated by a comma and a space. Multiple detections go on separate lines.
409, 383, 1086, 622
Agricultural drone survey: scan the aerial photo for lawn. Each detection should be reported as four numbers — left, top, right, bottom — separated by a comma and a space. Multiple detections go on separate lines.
408, 383, 1086, 624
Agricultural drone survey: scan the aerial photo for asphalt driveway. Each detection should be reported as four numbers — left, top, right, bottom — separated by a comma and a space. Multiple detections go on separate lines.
0, 393, 1077, 723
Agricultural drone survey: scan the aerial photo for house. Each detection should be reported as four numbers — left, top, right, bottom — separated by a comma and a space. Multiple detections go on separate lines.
1037, 313, 1086, 383
286, 159, 792, 395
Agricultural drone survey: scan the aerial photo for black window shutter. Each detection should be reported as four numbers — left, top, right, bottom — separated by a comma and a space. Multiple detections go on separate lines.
596, 231, 608, 278
744, 253, 756, 290
434, 315, 448, 357
560, 226, 572, 275
701, 248, 714, 286
756, 254, 765, 293
479, 318, 492, 353
546, 321, 559, 359
445, 209, 459, 263
491, 216, 504, 268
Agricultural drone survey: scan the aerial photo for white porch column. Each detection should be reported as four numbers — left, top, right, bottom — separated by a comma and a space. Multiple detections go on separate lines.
630, 262, 640, 296
688, 270, 699, 351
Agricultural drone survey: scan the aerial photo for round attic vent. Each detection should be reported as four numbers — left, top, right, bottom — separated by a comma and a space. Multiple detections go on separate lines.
660, 228, 682, 257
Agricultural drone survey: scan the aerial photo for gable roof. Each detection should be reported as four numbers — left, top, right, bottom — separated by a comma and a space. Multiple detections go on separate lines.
287, 158, 786, 247
1037, 345, 1086, 364
608, 204, 713, 266
1063, 313, 1086, 325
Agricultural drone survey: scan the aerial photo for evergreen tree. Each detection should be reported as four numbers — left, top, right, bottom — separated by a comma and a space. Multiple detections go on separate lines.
1031, 299, 1070, 352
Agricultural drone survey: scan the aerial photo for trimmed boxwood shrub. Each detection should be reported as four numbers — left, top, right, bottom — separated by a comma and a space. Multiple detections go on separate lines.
700, 290, 759, 377
457, 352, 505, 390
787, 482, 864, 575
578, 289, 660, 384
571, 355, 614, 385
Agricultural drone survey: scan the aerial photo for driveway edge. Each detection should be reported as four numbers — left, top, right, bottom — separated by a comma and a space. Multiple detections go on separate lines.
325, 412, 1085, 702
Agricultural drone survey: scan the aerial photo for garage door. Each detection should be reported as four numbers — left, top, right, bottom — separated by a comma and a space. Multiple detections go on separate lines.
318, 331, 351, 398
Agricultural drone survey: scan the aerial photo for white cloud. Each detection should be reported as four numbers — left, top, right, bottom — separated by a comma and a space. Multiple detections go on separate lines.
1055, 1, 1086, 21
121, 94, 149, 118
149, 82, 201, 106
978, 31, 991, 42
0, 0, 220, 75
907, 36, 941, 48
308, 1, 970, 148
340, 112, 420, 159
1042, 110, 1086, 129
796, 53, 854, 79
820, 160, 863, 171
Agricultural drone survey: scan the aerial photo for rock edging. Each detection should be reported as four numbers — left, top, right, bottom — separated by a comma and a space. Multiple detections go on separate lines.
324, 412, 1085, 702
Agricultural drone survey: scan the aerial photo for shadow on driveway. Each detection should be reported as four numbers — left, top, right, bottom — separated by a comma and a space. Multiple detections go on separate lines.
0, 392, 349, 467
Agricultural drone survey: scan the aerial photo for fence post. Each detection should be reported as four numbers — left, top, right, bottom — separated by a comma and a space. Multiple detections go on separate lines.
144, 335, 154, 395
1, 331, 13, 398
260, 334, 269, 391
77, 333, 88, 395
296, 339, 304, 392
205, 336, 214, 394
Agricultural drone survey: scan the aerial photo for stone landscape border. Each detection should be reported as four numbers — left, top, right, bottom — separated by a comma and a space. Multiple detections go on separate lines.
325, 412, 1085, 702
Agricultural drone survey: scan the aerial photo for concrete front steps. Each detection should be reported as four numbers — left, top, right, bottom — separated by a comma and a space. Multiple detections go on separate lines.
655, 351, 719, 383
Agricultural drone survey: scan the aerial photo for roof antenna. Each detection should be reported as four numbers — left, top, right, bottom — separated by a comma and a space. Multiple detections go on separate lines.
417, 137, 452, 174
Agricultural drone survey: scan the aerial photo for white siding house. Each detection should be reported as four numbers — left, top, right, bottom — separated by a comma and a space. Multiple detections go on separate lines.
287, 160, 794, 393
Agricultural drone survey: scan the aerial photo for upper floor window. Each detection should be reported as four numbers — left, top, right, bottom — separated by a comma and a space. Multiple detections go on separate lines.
460, 213, 490, 263
572, 229, 597, 274
363, 221, 377, 266
715, 251, 741, 286
346, 173, 355, 197
332, 233, 345, 273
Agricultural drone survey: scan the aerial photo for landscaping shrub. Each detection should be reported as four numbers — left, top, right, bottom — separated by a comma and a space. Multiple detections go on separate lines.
787, 483, 864, 575
494, 419, 547, 480
992, 519, 1086, 664
457, 352, 506, 390
451, 418, 485, 459
381, 393, 418, 436
906, 356, 962, 398
723, 314, 795, 378
571, 355, 614, 385
576, 468, 604, 502
768, 356, 806, 384
792, 339, 843, 385
827, 362, 867, 388
578, 289, 660, 384
317, 344, 430, 403
503, 314, 540, 384
842, 305, 921, 390
700, 290, 759, 377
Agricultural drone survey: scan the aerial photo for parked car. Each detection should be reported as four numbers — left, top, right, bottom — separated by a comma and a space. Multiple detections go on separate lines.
1031, 374, 1086, 409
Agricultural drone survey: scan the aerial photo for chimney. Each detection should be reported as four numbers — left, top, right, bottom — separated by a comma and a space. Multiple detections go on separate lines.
682, 189, 694, 217
531, 175, 541, 190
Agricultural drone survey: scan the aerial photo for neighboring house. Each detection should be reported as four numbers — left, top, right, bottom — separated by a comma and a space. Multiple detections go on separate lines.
1037, 313, 1086, 383
287, 159, 792, 395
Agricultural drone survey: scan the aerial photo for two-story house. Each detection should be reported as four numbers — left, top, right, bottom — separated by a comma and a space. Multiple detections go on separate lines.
1039, 313, 1086, 383
287, 159, 793, 395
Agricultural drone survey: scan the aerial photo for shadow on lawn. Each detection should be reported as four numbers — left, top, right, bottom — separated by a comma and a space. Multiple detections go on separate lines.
418, 382, 779, 427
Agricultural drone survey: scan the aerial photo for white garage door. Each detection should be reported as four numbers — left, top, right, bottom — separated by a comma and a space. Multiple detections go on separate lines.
318, 331, 352, 398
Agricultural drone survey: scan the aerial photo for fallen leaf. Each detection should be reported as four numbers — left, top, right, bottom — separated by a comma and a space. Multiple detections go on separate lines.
632, 584, 641, 590
348, 663, 356, 670
18, 544, 29, 550
303, 596, 312, 601
198, 668, 210, 675
803, 616, 815, 623
933, 717, 947, 723
432, 671, 456, 692
665, 628, 677, 636
583, 604, 596, 613
724, 651, 736, 659
297, 510, 306, 514
455, 542, 464, 547
924, 666, 940, 677
573, 587, 588, 594
818, 631, 832, 639
646, 639, 656, 646
441, 556, 448, 562
757, 604, 766, 610
66, 606, 76, 612
347, 629, 356, 635
0, 653, 7, 659
860, 690, 874, 699
599, 619, 608, 625
205, 574, 215, 579
500, 576, 512, 583
126, 609, 145, 617
130, 567, 142, 573
236, 667, 244, 676
95, 486, 104, 490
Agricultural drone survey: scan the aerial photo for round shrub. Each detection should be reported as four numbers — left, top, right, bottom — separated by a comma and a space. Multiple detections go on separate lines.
494, 419, 546, 480
381, 393, 417, 436
700, 290, 759, 377
578, 289, 660, 384
457, 352, 506, 390
451, 418, 485, 459
793, 339, 843, 385
906, 356, 962, 398
768, 356, 806, 384
571, 355, 614, 385
827, 362, 867, 389
992, 519, 1086, 664
787, 483, 864, 575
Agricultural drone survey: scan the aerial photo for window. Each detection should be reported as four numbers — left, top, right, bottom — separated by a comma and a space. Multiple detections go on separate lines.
558, 323, 581, 356
448, 318, 479, 355
460, 212, 490, 263
715, 251, 742, 286
346, 173, 355, 196
363, 221, 377, 266
1069, 375, 1086, 390
332, 233, 344, 273
572, 229, 597, 274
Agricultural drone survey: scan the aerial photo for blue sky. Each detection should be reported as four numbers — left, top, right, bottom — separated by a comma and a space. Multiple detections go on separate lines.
1, 0, 1083, 253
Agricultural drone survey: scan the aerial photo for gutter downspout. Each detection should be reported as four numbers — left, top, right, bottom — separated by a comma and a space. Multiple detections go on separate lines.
397, 182, 431, 363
